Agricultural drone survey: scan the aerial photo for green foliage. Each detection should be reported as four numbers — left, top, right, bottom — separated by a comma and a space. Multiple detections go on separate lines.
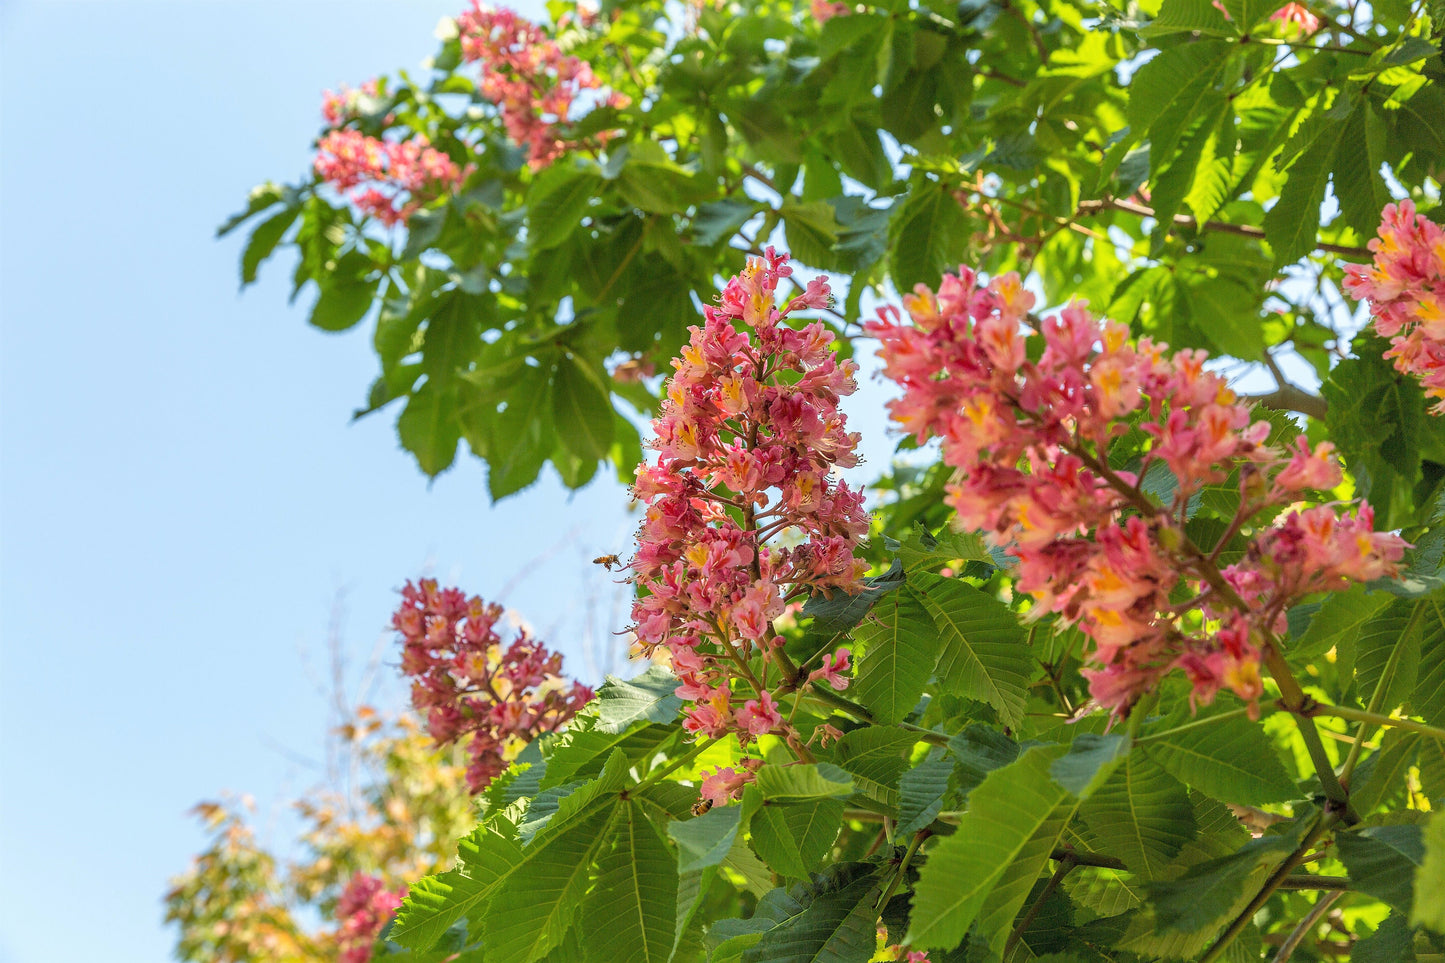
208, 0, 1445, 959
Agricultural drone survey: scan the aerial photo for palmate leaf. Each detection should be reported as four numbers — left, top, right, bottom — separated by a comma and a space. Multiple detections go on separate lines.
1126, 42, 1235, 163
887, 181, 972, 292
1291, 585, 1393, 661
910, 573, 1030, 727
908, 745, 1086, 951
1353, 913, 1418, 963
1142, 711, 1298, 805
1079, 751, 1196, 879
580, 799, 679, 963
852, 588, 941, 725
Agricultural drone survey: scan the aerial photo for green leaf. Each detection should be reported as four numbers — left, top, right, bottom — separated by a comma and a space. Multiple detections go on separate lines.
780, 199, 845, 271
390, 828, 524, 950
801, 562, 906, 635
741, 865, 881, 963
1353, 730, 1421, 817
219, 182, 287, 238
1338, 824, 1426, 913
669, 805, 742, 873
1264, 114, 1345, 268
852, 589, 940, 725
1411, 595, 1445, 726
528, 165, 602, 252
1219, 0, 1269, 30
1412, 810, 1445, 933
691, 198, 760, 247
1357, 597, 1426, 714
240, 205, 299, 286
1291, 585, 1393, 660
1141, 0, 1236, 36
897, 755, 954, 835
488, 364, 556, 500
1050, 733, 1131, 798
310, 274, 376, 332
1355, 913, 1417, 963
831, 728, 916, 810
482, 755, 630, 961
1143, 712, 1298, 805
1126, 42, 1234, 162
1079, 752, 1196, 878
947, 725, 1021, 799
1148, 829, 1299, 933
907, 745, 1078, 950
541, 719, 677, 788
896, 526, 993, 575
745, 791, 847, 878
580, 799, 679, 963
910, 573, 1030, 728
551, 353, 614, 463
887, 183, 971, 292
397, 381, 460, 477
754, 763, 856, 802
596, 665, 683, 734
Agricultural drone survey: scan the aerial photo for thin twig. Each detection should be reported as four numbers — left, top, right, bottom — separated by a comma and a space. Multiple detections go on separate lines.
1076, 198, 1371, 259
1271, 891, 1344, 962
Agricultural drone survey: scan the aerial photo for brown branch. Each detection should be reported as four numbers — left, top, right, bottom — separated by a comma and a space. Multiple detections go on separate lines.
1077, 198, 1371, 259
1271, 891, 1345, 963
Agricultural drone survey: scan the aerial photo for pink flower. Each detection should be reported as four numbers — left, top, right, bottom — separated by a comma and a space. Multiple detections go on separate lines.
737, 690, 783, 736
393, 579, 591, 792
698, 765, 757, 806
811, 0, 852, 22
870, 269, 1406, 716
1345, 201, 1445, 411
334, 874, 406, 963
313, 129, 467, 226
628, 250, 866, 759
454, 3, 626, 168
809, 648, 852, 690
1270, 2, 1321, 33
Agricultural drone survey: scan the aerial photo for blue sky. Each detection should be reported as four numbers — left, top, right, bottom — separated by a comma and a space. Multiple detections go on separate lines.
0, 4, 900, 962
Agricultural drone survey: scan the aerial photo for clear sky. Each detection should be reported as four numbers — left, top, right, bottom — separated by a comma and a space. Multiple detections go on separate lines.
0, 5, 899, 962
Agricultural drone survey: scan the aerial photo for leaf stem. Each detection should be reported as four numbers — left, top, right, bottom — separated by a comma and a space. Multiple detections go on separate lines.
1134, 707, 1253, 744
1003, 853, 1076, 958
1308, 703, 1445, 742
1270, 890, 1344, 963
875, 830, 928, 912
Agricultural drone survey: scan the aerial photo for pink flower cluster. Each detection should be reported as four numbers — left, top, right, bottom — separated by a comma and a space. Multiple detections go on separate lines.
314, 129, 468, 226
628, 250, 867, 773
333, 873, 406, 963
455, 3, 627, 168
321, 79, 381, 128
393, 579, 593, 792
811, 0, 853, 22
1345, 200, 1445, 412
1270, 1, 1322, 33
868, 268, 1406, 715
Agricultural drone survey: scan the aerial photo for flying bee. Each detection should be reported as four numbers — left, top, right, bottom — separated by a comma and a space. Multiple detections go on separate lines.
593, 554, 622, 571
691, 797, 714, 816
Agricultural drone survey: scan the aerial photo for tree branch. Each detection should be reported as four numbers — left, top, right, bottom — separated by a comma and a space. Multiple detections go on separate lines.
1077, 198, 1372, 259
